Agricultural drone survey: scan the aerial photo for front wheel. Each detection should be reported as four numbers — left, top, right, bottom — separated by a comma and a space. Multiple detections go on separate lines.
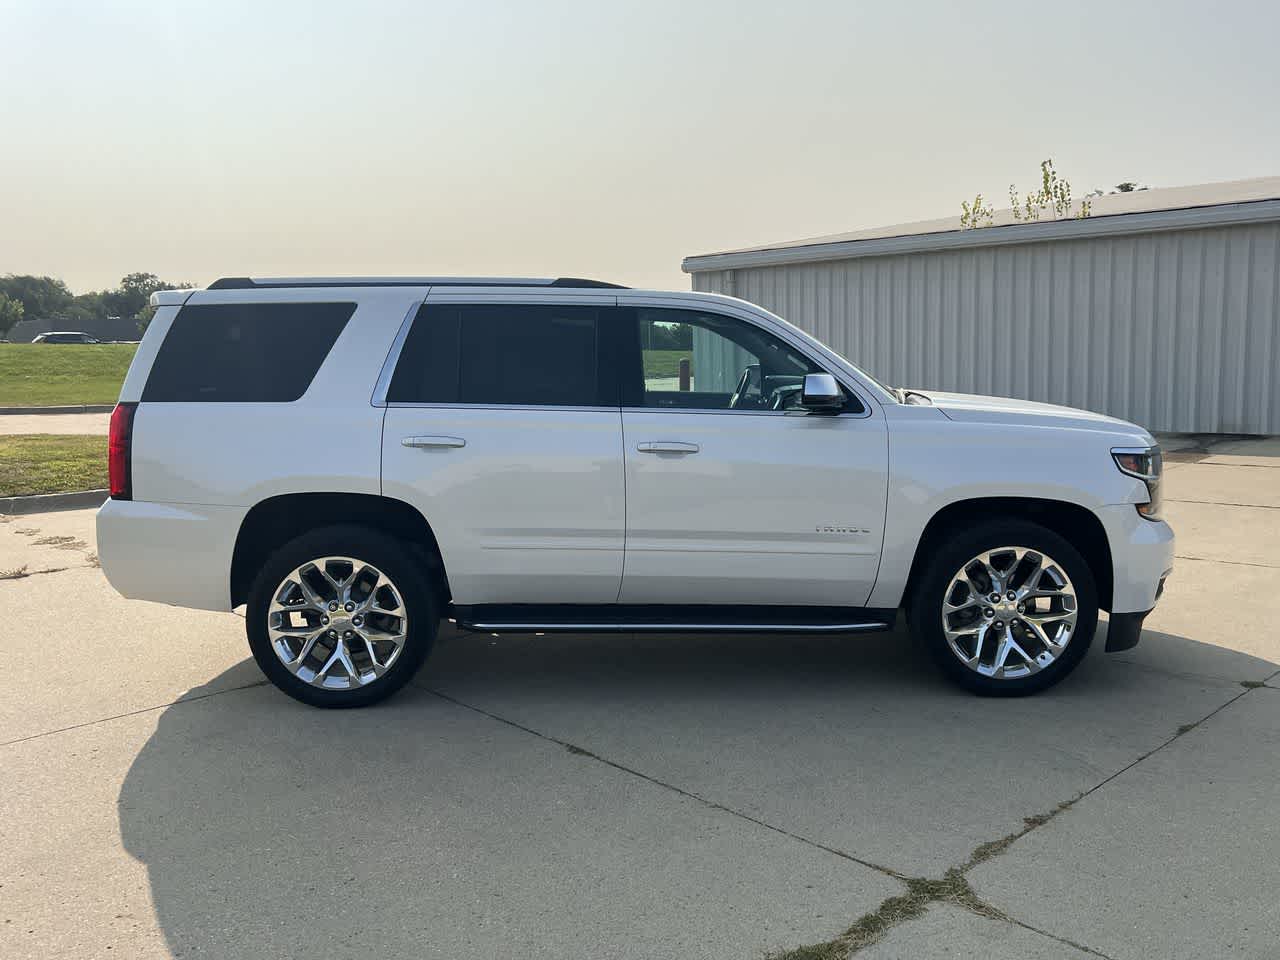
246, 525, 437, 708
908, 520, 1098, 696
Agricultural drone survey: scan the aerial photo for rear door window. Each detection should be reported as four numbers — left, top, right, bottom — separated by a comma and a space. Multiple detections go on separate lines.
387, 303, 612, 407
142, 302, 355, 402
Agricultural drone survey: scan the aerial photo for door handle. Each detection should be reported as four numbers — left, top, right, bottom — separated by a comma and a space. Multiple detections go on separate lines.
402, 435, 466, 449
636, 441, 699, 455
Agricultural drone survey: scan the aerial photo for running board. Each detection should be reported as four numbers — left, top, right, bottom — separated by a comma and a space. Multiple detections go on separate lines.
451, 604, 898, 635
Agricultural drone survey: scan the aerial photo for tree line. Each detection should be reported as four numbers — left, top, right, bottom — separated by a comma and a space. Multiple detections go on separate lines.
0, 272, 193, 339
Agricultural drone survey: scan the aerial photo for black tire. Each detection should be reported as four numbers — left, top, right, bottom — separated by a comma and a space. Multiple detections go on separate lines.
246, 525, 438, 708
908, 520, 1098, 696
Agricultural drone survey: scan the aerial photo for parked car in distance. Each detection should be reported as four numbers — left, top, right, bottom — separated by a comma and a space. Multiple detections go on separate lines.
97, 277, 1173, 708
31, 331, 101, 343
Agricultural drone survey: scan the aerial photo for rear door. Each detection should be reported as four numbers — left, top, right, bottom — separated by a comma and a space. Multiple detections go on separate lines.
617, 300, 889, 606
380, 291, 625, 604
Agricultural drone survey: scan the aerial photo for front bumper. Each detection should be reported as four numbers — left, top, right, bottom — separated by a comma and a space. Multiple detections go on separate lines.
1096, 504, 1174, 614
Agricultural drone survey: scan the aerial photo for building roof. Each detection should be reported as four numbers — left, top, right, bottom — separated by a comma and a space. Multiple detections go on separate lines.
683, 175, 1280, 274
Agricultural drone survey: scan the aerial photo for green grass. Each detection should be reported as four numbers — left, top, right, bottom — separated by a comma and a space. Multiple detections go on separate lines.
0, 343, 136, 406
642, 349, 690, 379
0, 435, 107, 497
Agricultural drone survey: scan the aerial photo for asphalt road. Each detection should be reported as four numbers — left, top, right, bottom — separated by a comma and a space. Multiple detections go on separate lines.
2, 436, 1277, 959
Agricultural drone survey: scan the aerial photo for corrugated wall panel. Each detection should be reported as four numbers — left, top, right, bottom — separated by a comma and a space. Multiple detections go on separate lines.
691, 221, 1280, 434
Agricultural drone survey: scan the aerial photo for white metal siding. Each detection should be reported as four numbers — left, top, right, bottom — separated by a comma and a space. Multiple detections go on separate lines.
690, 326, 752, 392
692, 221, 1280, 434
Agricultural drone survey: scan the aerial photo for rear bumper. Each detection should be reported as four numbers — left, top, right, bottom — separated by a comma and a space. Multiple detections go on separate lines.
96, 498, 247, 612
1096, 504, 1174, 614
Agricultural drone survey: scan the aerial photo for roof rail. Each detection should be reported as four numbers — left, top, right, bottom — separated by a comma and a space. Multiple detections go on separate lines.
206, 276, 627, 290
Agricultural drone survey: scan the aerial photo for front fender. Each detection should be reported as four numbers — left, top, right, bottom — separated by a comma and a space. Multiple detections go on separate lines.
867, 412, 1149, 609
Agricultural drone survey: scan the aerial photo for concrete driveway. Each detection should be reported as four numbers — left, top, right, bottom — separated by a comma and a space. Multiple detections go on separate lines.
0, 411, 109, 435
2, 437, 1277, 960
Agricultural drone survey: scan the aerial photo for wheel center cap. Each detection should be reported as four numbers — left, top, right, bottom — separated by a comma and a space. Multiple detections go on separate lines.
995, 599, 1018, 617
330, 617, 352, 633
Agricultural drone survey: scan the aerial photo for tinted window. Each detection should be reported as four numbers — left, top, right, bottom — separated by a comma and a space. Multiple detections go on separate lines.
388, 304, 602, 406
632, 308, 852, 412
142, 302, 354, 402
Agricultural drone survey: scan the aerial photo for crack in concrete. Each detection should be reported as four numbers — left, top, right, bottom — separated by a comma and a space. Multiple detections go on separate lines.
1174, 553, 1280, 569
1073, 685, 1255, 806
421, 685, 906, 880
764, 797, 1121, 960
1106, 655, 1272, 689
425, 676, 1274, 960
422, 684, 1122, 959
772, 683, 1272, 958
1165, 498, 1280, 510
0, 680, 269, 749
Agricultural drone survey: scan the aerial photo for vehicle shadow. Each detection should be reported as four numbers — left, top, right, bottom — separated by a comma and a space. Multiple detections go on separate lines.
118, 624, 1276, 959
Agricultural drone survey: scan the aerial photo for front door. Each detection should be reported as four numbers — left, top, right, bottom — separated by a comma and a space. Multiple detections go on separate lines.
380, 295, 625, 604
618, 303, 888, 606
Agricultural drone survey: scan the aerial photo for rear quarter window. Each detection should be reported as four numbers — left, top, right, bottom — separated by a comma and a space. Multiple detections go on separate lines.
142, 302, 355, 402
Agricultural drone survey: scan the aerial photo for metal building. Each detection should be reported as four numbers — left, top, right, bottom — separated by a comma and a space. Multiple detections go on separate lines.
683, 177, 1280, 434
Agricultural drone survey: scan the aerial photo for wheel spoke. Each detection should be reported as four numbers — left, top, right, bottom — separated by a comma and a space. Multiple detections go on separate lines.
1016, 551, 1042, 590
311, 560, 349, 598
1019, 608, 1070, 624
992, 633, 1013, 670
970, 622, 988, 663
314, 645, 344, 683
1005, 634, 1037, 672
984, 550, 1016, 592
336, 642, 362, 683
360, 633, 384, 670
293, 629, 325, 665
1020, 616, 1065, 653
945, 593, 982, 612
296, 575, 325, 609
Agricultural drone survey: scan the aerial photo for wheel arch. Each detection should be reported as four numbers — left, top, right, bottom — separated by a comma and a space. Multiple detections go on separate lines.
901, 497, 1114, 614
230, 492, 450, 608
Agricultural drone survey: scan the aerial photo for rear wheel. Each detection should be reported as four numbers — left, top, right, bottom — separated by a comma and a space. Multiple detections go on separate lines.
908, 520, 1097, 696
246, 525, 437, 708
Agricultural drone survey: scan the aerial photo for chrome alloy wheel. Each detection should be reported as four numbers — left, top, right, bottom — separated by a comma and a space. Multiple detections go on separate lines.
940, 546, 1078, 680
267, 556, 409, 690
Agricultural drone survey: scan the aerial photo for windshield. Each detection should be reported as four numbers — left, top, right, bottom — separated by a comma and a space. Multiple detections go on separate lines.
745, 302, 900, 403
852, 364, 897, 398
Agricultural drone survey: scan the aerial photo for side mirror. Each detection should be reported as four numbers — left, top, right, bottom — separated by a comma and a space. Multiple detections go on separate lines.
801, 373, 844, 413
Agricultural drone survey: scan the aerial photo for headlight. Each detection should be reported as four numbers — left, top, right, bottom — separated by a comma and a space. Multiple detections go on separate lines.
1112, 446, 1163, 520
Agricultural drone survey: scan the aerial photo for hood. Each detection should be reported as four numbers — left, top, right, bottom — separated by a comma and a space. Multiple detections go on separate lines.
916, 390, 1153, 440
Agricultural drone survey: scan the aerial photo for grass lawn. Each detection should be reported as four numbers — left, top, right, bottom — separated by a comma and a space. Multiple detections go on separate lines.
642, 349, 691, 379
0, 435, 107, 497
0, 343, 136, 407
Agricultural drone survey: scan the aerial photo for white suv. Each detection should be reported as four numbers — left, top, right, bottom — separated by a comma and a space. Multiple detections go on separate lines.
98, 277, 1173, 707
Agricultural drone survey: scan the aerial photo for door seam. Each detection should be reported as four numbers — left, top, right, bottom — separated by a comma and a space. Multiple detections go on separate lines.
615, 408, 627, 602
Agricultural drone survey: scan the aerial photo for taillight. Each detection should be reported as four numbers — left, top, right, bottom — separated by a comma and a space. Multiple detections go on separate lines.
108, 402, 137, 500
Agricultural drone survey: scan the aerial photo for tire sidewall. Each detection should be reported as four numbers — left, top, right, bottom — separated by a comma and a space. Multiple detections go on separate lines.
909, 520, 1098, 696
246, 525, 437, 708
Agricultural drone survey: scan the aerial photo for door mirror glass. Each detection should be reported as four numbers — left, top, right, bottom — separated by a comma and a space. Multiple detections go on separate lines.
801, 373, 844, 412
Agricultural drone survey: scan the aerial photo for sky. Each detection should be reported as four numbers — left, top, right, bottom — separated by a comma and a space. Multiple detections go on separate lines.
2, 0, 1279, 294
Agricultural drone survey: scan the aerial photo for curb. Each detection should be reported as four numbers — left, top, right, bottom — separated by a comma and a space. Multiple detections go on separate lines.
0, 490, 109, 515
0, 404, 115, 415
